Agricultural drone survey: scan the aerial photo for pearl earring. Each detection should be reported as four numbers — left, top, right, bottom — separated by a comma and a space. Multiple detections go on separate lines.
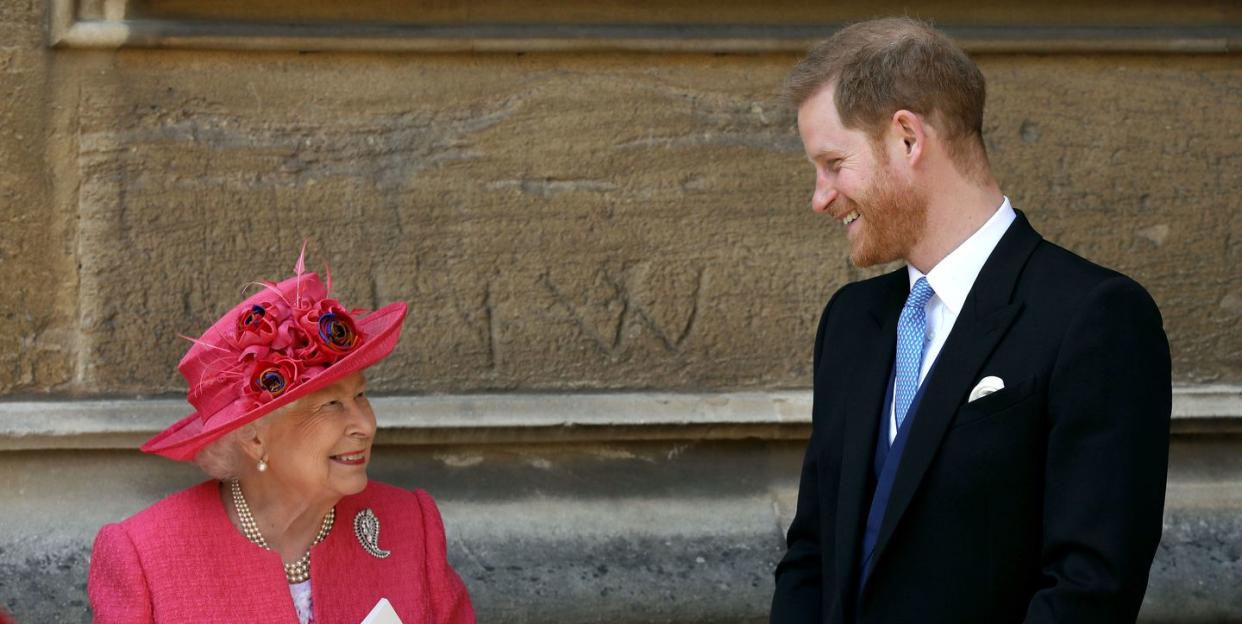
257, 457, 268, 472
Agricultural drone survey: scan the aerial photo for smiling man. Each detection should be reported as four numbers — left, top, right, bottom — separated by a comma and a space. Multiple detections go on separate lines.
770, 18, 1172, 624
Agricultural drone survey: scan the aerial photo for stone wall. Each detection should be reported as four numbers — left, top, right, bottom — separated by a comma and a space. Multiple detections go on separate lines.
1, 0, 1240, 622
2, 391, 1241, 623
3, 3, 1240, 397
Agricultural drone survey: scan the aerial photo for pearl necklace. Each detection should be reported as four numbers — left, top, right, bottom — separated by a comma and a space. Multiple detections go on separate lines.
230, 479, 335, 584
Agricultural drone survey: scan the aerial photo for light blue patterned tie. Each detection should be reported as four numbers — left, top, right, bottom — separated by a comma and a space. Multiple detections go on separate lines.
894, 277, 935, 432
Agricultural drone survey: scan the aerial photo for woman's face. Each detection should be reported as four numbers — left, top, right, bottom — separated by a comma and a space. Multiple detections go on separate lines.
260, 372, 376, 504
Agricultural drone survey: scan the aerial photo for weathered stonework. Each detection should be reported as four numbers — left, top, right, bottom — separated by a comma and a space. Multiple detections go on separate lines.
2, 3, 1240, 620
65, 52, 823, 394
0, 0, 78, 397
121, 0, 1242, 27
983, 55, 1242, 384
2, 433, 1240, 623
3, 2, 1239, 396
32, 51, 1241, 396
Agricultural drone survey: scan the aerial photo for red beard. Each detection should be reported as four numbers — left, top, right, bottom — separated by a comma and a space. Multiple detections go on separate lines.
845, 160, 928, 267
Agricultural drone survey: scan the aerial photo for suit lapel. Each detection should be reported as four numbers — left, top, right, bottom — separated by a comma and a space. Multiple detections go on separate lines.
863, 212, 1043, 582
832, 269, 906, 605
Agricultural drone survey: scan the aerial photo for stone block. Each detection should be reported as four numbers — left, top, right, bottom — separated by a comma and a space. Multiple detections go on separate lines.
66, 53, 839, 394
0, 20, 75, 397
53, 52, 1240, 395
983, 55, 1242, 384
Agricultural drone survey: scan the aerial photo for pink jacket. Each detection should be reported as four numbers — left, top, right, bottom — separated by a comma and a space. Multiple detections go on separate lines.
88, 480, 475, 623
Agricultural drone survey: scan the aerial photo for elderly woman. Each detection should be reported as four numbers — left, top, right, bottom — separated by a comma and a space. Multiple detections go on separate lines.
87, 252, 475, 623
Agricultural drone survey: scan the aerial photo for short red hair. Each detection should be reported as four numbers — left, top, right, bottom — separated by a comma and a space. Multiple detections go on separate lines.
787, 17, 990, 181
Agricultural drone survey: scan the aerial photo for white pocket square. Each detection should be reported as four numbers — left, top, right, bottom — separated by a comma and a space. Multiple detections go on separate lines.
968, 376, 1005, 402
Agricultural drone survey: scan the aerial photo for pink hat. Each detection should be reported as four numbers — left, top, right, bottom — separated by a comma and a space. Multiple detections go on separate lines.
142, 250, 408, 461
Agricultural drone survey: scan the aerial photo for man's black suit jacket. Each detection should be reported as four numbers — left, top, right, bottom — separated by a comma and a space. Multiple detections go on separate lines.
771, 212, 1171, 623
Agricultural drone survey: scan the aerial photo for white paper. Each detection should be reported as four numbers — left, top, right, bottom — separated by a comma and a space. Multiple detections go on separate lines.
360, 598, 403, 624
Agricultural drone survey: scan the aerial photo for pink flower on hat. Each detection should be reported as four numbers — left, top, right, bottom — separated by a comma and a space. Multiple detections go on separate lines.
246, 354, 303, 404
227, 284, 364, 404
238, 300, 360, 368
234, 302, 280, 349
297, 299, 363, 357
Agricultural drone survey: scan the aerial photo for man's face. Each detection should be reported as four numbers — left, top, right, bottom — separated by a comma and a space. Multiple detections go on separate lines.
797, 85, 927, 267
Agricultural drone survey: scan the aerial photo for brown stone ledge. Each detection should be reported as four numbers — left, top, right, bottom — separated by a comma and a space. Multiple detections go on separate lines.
0, 385, 1237, 451
47, 17, 1241, 54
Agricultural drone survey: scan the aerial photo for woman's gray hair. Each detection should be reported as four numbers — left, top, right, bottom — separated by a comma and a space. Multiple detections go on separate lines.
193, 423, 258, 480
192, 406, 283, 479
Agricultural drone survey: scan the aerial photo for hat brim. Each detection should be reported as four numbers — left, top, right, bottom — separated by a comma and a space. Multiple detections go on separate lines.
141, 301, 408, 461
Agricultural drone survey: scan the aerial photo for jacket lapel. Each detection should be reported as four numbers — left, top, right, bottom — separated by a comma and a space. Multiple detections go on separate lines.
863, 212, 1042, 583
832, 269, 906, 606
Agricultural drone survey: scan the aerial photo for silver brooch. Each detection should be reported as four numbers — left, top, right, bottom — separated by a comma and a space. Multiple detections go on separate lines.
354, 508, 391, 559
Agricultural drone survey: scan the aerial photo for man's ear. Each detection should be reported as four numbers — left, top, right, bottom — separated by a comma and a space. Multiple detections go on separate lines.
891, 109, 926, 167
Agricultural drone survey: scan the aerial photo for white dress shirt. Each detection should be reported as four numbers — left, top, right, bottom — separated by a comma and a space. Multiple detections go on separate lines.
888, 197, 1017, 444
